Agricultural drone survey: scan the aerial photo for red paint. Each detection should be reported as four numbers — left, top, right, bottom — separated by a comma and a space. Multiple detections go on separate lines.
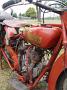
5, 46, 19, 71
61, 12, 67, 30
48, 54, 64, 90
30, 35, 62, 90
1, 48, 14, 70
23, 27, 62, 49
0, 8, 67, 90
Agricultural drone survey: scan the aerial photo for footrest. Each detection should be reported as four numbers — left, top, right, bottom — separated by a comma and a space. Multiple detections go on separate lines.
9, 78, 29, 90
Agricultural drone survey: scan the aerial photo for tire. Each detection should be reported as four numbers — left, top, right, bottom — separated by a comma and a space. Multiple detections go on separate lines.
56, 70, 67, 90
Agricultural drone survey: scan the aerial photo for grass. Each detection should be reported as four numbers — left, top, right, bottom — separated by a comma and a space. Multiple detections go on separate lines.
0, 65, 47, 90
0, 60, 15, 90
21, 19, 61, 25
0, 68, 12, 90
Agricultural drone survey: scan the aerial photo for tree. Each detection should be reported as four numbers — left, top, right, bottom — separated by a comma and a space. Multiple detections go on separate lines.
56, 0, 67, 8
22, 13, 26, 17
19, 13, 22, 19
12, 12, 17, 18
11, 9, 13, 16
19, 13, 22, 17
25, 7, 36, 18
61, 0, 67, 7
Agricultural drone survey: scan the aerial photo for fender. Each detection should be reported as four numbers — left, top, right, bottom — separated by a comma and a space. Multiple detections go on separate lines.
48, 53, 67, 90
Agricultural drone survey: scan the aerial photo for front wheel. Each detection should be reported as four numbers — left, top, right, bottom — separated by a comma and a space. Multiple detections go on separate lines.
56, 70, 67, 90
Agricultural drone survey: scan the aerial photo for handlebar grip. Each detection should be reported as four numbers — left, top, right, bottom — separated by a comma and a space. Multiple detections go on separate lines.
2, 0, 21, 9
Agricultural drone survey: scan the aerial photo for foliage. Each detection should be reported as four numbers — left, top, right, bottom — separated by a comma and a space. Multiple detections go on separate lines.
58, 0, 67, 7
22, 13, 26, 17
19, 13, 22, 16
12, 12, 17, 18
63, 0, 67, 6
25, 7, 36, 18
19, 13, 23, 19
10, 9, 17, 18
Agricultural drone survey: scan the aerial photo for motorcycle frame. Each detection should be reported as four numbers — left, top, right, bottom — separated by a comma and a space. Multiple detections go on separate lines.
31, 12, 67, 89
0, 5, 67, 90
0, 25, 63, 90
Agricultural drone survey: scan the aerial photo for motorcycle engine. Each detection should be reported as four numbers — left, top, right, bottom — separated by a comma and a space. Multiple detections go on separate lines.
28, 47, 44, 78
21, 46, 47, 80
18, 42, 52, 82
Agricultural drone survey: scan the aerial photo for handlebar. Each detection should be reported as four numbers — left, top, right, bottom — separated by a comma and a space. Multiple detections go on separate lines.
2, 0, 21, 9
2, 0, 67, 16
32, 1, 62, 15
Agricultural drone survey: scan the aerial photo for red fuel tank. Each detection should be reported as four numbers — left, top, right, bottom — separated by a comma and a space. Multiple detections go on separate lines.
23, 27, 62, 49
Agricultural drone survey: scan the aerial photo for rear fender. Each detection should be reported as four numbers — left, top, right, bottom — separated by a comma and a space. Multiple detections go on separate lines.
48, 53, 67, 90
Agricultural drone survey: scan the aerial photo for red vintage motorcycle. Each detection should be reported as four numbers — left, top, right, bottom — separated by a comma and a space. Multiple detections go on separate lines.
0, 0, 67, 90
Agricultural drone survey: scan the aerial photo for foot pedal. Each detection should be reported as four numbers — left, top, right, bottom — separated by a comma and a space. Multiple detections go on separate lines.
9, 78, 29, 90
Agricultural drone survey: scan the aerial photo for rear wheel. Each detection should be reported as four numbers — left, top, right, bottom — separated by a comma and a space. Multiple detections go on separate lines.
56, 70, 67, 90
